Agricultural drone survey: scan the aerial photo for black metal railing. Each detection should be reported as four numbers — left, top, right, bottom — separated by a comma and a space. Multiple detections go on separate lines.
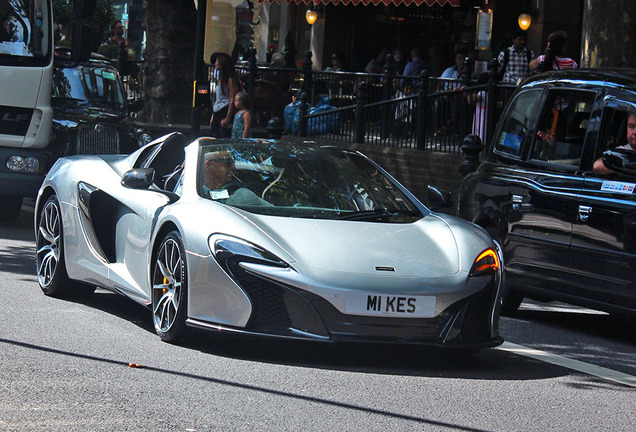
203, 53, 518, 152
295, 60, 518, 154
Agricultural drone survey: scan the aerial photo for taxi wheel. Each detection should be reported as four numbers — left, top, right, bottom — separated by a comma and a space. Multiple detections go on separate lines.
152, 231, 189, 342
500, 290, 524, 316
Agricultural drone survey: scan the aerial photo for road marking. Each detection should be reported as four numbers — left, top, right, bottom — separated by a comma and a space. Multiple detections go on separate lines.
498, 341, 636, 388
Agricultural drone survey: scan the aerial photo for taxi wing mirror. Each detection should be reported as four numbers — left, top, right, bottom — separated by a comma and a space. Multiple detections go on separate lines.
426, 185, 454, 213
602, 149, 636, 177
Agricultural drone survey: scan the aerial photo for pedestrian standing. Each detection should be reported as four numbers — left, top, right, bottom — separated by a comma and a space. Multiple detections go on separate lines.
209, 53, 241, 138
231, 92, 253, 138
497, 30, 534, 84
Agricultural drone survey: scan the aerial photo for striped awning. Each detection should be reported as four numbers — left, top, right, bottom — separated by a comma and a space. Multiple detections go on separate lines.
260, 0, 460, 6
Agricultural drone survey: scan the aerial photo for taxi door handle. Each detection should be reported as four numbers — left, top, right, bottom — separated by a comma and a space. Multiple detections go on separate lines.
512, 195, 533, 211
578, 205, 592, 222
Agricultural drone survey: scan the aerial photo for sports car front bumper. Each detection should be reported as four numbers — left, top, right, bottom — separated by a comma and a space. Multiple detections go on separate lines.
186, 258, 503, 349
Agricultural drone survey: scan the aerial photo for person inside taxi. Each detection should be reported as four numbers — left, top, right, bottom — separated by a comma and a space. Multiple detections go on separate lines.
593, 112, 636, 174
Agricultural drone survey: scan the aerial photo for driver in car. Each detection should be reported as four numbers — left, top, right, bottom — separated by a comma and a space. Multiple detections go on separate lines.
593, 112, 636, 174
202, 150, 273, 207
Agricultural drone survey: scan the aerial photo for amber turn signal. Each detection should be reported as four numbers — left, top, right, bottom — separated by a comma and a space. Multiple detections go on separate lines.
470, 249, 500, 276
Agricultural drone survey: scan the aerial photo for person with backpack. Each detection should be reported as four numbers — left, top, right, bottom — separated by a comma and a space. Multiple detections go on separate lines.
497, 30, 535, 84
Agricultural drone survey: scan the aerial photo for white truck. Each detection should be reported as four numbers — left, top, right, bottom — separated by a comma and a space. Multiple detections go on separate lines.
0, 0, 54, 221
1, 0, 101, 222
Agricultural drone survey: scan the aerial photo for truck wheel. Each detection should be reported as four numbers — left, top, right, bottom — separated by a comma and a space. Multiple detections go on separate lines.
0, 196, 22, 223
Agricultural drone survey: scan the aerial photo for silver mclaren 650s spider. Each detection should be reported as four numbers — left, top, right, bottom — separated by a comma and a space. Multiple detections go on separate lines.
35, 132, 504, 351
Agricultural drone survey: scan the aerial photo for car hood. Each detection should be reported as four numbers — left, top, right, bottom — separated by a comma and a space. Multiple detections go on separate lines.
244, 213, 460, 278
52, 103, 130, 126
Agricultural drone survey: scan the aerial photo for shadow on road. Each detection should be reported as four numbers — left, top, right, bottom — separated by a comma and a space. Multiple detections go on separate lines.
59, 290, 566, 383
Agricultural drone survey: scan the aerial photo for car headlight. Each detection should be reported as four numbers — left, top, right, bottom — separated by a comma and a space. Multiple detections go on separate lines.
6, 156, 45, 173
469, 248, 500, 276
209, 234, 288, 269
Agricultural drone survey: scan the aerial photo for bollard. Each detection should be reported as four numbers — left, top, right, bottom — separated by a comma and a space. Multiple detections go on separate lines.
266, 117, 284, 139
459, 134, 484, 176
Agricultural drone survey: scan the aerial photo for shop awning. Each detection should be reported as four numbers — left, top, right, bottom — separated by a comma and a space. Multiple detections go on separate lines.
260, 0, 459, 7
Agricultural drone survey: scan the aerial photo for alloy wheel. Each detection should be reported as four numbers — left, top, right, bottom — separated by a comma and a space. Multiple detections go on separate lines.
36, 200, 61, 288
152, 237, 184, 334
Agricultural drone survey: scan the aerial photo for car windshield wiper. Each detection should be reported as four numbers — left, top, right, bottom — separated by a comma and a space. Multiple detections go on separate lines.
336, 209, 420, 221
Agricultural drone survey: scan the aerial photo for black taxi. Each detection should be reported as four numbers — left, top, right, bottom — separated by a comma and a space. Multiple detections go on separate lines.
458, 69, 636, 317
51, 51, 151, 157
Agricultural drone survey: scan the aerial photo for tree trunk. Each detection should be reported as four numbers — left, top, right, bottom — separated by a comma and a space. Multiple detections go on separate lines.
140, 0, 196, 124
582, 0, 636, 67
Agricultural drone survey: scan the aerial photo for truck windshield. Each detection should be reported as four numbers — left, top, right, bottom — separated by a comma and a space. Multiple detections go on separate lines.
0, 0, 51, 65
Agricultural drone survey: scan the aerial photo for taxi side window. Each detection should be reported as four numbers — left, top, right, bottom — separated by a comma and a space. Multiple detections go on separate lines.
597, 108, 629, 158
530, 90, 596, 166
494, 90, 542, 157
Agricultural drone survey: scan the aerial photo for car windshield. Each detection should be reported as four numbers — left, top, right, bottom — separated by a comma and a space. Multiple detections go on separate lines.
52, 64, 126, 110
197, 141, 425, 222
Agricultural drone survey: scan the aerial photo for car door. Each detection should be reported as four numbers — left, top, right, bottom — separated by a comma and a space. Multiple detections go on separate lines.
82, 133, 187, 304
101, 181, 172, 304
503, 88, 598, 296
570, 97, 636, 312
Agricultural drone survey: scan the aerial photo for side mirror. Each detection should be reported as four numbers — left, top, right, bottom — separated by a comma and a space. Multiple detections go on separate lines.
122, 168, 154, 189
128, 99, 144, 112
602, 149, 636, 177
121, 167, 180, 203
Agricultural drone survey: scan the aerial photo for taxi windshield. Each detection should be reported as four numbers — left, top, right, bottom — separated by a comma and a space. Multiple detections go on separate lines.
197, 141, 425, 222
52, 65, 126, 110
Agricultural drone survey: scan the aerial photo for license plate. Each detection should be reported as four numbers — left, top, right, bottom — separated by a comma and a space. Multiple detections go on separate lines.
345, 293, 436, 318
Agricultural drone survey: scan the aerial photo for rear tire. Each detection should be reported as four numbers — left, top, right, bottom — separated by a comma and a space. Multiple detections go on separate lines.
0, 196, 22, 223
485, 225, 523, 316
36, 195, 95, 298
152, 231, 189, 342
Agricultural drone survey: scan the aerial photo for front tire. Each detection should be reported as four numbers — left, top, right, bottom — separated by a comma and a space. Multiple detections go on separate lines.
152, 231, 189, 342
36, 195, 94, 298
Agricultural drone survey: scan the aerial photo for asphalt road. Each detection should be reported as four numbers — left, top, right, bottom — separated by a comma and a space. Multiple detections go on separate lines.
1, 204, 634, 431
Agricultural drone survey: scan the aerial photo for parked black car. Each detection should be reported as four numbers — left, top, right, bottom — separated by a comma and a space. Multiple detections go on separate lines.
459, 69, 636, 317
50, 52, 151, 158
